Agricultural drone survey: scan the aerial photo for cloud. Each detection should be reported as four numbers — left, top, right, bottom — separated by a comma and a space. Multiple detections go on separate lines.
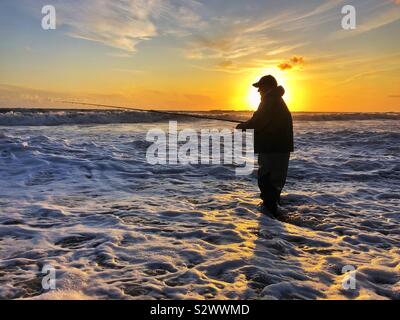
35, 0, 206, 52
184, 21, 304, 74
278, 56, 305, 71
332, 1, 400, 39
183, 0, 346, 73
290, 56, 304, 64
277, 62, 293, 71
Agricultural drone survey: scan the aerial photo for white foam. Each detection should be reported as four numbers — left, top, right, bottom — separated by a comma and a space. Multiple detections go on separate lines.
0, 113, 399, 299
0, 109, 399, 126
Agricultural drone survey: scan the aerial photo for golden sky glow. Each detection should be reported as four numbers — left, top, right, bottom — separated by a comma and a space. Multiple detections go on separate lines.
0, 1, 399, 112
244, 67, 296, 110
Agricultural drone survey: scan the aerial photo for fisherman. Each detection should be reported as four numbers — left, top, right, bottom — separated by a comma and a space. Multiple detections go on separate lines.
237, 75, 294, 217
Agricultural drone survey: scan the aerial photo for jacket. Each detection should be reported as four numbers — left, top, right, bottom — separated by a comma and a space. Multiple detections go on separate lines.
242, 86, 294, 153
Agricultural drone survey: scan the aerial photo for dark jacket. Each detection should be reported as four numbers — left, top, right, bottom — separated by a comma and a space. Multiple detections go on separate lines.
242, 86, 294, 153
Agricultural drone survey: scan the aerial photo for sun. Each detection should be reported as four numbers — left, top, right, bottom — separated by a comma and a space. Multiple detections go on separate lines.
245, 67, 294, 111
247, 88, 261, 110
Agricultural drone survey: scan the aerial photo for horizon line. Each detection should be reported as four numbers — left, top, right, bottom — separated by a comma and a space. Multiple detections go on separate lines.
0, 107, 399, 114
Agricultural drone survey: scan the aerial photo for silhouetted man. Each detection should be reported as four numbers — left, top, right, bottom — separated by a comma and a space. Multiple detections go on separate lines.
237, 75, 294, 216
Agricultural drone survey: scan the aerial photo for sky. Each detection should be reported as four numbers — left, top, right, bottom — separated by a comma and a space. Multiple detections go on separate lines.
0, 0, 399, 112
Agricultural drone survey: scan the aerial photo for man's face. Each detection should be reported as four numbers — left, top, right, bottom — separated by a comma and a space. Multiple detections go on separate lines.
258, 85, 271, 96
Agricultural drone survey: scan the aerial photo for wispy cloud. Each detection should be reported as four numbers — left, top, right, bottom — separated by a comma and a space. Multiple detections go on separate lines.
332, 1, 400, 39
183, 0, 348, 73
184, 19, 304, 73
38, 0, 207, 52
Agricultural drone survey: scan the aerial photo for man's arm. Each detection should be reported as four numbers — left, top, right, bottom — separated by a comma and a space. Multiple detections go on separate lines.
237, 101, 276, 131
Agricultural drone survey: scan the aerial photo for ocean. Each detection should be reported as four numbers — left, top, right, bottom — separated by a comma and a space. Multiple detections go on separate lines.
0, 109, 399, 299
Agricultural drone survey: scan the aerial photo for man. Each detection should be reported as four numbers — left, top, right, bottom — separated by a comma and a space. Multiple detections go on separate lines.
237, 75, 294, 217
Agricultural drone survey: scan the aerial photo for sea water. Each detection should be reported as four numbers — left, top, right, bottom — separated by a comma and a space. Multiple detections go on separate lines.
0, 109, 399, 299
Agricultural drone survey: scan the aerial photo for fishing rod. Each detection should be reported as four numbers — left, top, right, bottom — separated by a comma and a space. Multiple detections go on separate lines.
61, 101, 243, 124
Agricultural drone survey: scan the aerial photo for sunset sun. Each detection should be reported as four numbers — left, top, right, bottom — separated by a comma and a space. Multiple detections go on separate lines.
246, 69, 294, 111
248, 88, 261, 110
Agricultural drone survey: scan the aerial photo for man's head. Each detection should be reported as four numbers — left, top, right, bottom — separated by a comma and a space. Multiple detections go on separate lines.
253, 75, 278, 95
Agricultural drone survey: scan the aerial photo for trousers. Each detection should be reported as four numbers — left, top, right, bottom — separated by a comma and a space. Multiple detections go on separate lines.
258, 153, 290, 205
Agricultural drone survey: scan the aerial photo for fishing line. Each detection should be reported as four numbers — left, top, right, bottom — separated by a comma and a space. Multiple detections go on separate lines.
61, 101, 243, 124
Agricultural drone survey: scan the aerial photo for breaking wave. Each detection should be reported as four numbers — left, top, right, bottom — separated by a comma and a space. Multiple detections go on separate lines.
0, 109, 399, 126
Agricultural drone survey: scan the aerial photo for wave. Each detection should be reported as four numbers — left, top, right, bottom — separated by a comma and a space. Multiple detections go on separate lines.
0, 109, 399, 126
0, 110, 171, 126
293, 112, 400, 122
